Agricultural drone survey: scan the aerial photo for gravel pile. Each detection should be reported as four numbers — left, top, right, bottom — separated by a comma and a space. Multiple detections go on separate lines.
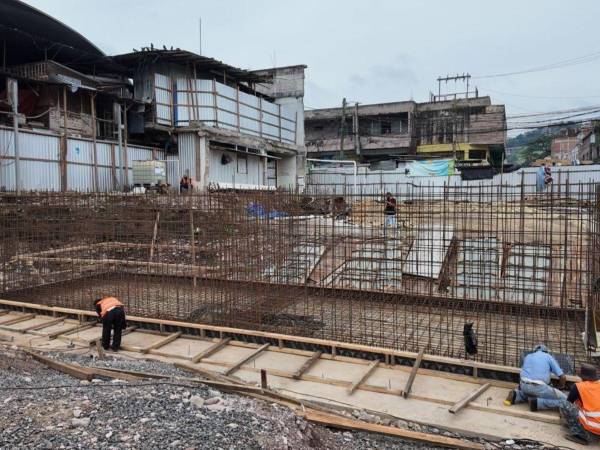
0, 345, 557, 450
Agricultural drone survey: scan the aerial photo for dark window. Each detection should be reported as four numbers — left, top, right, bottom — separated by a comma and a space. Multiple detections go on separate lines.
381, 121, 392, 134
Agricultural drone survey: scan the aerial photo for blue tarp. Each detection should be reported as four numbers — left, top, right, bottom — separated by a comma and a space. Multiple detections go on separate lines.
408, 159, 455, 177
246, 202, 288, 219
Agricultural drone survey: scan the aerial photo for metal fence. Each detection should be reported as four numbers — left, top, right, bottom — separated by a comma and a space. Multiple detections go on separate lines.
306, 164, 600, 201
0, 126, 165, 191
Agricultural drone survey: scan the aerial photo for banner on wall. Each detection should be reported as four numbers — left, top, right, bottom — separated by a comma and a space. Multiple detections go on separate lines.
407, 159, 455, 177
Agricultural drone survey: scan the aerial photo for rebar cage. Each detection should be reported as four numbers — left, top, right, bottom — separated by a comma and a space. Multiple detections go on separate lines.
1, 182, 598, 369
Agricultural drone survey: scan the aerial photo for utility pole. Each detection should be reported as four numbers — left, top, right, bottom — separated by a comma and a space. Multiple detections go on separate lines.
8, 79, 20, 193
354, 102, 360, 156
339, 97, 347, 160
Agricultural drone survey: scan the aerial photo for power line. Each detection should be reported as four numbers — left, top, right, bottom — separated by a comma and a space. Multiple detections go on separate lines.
481, 87, 600, 100
473, 48, 600, 79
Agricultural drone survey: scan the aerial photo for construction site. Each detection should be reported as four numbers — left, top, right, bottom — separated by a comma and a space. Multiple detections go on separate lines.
3, 1, 600, 449
0, 179, 598, 448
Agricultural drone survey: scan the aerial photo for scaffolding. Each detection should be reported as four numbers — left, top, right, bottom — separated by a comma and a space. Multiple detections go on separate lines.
0, 182, 598, 369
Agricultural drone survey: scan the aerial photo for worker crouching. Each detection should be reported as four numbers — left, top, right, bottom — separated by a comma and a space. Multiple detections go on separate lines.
94, 296, 126, 351
505, 344, 566, 411
559, 364, 600, 445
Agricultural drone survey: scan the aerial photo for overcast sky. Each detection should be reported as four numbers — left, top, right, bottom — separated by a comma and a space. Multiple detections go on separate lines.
22, 0, 600, 120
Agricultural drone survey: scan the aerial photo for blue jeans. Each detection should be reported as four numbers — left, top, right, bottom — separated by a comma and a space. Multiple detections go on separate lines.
384, 215, 397, 228
515, 381, 566, 410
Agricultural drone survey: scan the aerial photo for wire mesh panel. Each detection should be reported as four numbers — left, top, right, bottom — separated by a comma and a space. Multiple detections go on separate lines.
0, 182, 597, 368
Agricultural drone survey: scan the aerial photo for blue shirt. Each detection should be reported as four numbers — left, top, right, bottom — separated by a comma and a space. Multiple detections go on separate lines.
520, 350, 564, 384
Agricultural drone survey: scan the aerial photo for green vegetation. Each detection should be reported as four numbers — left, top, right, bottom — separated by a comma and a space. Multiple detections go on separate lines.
506, 126, 577, 167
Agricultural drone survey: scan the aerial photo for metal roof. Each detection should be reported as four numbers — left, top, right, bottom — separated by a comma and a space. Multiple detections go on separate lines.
0, 0, 105, 66
112, 49, 267, 83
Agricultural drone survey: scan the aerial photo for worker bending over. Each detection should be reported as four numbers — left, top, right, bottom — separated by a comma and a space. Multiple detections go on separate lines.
559, 364, 600, 445
94, 296, 126, 352
505, 344, 566, 411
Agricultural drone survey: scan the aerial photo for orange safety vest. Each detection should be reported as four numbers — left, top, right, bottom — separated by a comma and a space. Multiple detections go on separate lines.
576, 381, 600, 434
97, 297, 124, 318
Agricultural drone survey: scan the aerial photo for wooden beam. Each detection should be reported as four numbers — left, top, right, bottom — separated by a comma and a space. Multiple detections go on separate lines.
348, 360, 379, 395
141, 332, 182, 354
190, 337, 231, 363
301, 410, 483, 450
21, 317, 65, 332
95, 340, 106, 360
88, 367, 143, 382
0, 314, 35, 327
48, 323, 94, 339
224, 343, 269, 376
149, 211, 160, 261
0, 297, 578, 385
175, 361, 245, 384
292, 350, 322, 379
403, 349, 424, 398
0, 310, 10, 316
26, 350, 93, 381
449, 383, 491, 414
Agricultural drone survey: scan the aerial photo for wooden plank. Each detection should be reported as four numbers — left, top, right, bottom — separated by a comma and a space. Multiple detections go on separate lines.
175, 361, 245, 384
190, 337, 231, 363
449, 383, 491, 414
301, 410, 484, 450
25, 350, 93, 381
21, 317, 65, 332
292, 350, 322, 380
95, 340, 106, 360
403, 349, 424, 398
0, 314, 36, 327
88, 367, 144, 382
0, 310, 10, 316
48, 323, 94, 339
141, 332, 182, 354
348, 360, 379, 395
0, 298, 578, 384
149, 211, 160, 261
224, 343, 270, 376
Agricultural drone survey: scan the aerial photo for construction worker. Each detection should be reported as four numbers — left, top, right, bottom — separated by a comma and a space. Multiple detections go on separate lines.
559, 364, 600, 445
505, 344, 566, 411
94, 296, 126, 351
384, 192, 397, 228
180, 175, 191, 194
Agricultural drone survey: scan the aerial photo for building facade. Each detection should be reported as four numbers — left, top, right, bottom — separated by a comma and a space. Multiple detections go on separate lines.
305, 96, 506, 166
0, 0, 306, 192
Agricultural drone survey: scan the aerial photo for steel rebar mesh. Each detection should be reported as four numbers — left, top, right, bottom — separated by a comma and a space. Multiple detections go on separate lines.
0, 181, 598, 369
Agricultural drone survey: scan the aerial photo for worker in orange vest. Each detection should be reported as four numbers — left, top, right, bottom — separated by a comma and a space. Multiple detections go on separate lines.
94, 296, 126, 351
559, 364, 600, 445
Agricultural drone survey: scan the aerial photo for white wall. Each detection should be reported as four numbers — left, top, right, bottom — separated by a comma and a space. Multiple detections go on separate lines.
306, 163, 600, 200
208, 148, 264, 187
0, 126, 162, 192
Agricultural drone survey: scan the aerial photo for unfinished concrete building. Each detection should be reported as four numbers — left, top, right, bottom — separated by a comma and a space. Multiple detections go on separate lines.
0, 0, 306, 192
305, 95, 506, 166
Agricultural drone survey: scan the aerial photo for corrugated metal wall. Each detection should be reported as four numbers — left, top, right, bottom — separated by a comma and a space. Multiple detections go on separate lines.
306, 164, 600, 200
173, 77, 296, 144
208, 148, 263, 187
0, 126, 160, 192
177, 132, 197, 180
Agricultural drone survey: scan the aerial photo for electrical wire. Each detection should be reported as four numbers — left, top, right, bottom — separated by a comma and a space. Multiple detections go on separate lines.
473, 49, 600, 79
